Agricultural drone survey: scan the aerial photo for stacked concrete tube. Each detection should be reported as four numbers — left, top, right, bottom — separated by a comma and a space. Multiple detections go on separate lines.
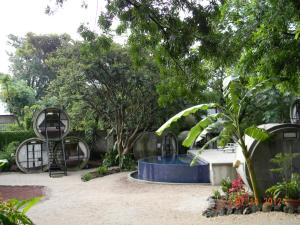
15, 107, 90, 173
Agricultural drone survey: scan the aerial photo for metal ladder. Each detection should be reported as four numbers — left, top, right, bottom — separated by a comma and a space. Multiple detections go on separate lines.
45, 108, 67, 177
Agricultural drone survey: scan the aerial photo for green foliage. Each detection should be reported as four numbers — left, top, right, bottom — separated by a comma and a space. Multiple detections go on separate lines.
102, 149, 118, 168
0, 74, 36, 121
8, 33, 71, 98
221, 177, 232, 195
96, 165, 108, 175
117, 153, 137, 171
47, 33, 162, 157
0, 159, 8, 169
81, 172, 92, 182
212, 190, 221, 200
266, 173, 300, 199
244, 126, 270, 142
156, 77, 270, 148
0, 141, 19, 169
51, 0, 300, 119
156, 76, 272, 203
156, 103, 217, 136
266, 153, 300, 200
221, 0, 300, 90
0, 197, 41, 225
183, 114, 219, 147
0, 131, 35, 150
270, 153, 300, 181
102, 149, 136, 171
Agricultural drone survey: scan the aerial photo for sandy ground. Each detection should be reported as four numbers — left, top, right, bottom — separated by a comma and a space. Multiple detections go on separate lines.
1, 171, 300, 225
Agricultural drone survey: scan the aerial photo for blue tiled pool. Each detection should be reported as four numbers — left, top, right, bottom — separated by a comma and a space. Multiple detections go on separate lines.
137, 154, 210, 183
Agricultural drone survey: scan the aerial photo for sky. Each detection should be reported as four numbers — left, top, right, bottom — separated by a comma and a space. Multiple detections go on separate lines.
0, 0, 122, 114
0, 0, 103, 74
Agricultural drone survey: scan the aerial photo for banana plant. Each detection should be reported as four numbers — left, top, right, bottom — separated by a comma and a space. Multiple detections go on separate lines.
156, 76, 270, 204
0, 197, 41, 225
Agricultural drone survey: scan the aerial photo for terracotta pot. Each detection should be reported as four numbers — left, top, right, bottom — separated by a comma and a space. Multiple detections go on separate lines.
284, 198, 300, 208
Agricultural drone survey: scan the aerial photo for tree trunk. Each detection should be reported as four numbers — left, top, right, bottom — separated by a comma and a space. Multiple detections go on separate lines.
246, 157, 261, 204
240, 137, 261, 204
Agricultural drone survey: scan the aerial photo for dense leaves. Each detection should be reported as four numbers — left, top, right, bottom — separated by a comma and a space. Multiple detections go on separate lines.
47, 33, 162, 160
157, 76, 274, 203
0, 197, 41, 225
0, 74, 35, 124
8, 33, 71, 98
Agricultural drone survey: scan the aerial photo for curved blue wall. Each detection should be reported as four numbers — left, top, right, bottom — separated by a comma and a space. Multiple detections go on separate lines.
138, 155, 209, 183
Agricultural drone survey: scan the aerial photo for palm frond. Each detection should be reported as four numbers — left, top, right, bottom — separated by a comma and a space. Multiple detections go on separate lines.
245, 126, 270, 141
182, 114, 220, 147
190, 136, 220, 166
156, 103, 218, 136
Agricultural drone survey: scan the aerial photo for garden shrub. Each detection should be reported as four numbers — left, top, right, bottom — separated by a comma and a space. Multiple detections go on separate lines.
81, 172, 93, 182
0, 130, 35, 150
102, 149, 118, 167
102, 148, 137, 171
118, 154, 137, 171
0, 141, 19, 169
96, 165, 108, 175
212, 190, 221, 200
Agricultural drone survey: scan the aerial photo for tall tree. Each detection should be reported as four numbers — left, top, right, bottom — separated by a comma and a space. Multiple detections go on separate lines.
8, 33, 71, 98
0, 74, 35, 125
46, 33, 162, 164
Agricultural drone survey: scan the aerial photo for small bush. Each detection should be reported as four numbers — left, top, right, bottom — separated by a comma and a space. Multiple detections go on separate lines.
96, 165, 108, 175
81, 172, 93, 182
102, 149, 136, 171
102, 149, 118, 167
0, 141, 20, 170
119, 154, 137, 171
212, 190, 221, 200
221, 177, 232, 196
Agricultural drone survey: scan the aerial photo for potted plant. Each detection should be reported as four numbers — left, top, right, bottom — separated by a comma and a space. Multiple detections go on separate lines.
266, 173, 300, 207
266, 153, 300, 207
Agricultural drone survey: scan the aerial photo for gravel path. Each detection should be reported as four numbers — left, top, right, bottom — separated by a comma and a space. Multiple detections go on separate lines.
1, 171, 300, 225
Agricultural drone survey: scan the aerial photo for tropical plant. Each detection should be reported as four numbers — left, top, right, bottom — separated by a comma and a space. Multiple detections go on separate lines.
0, 159, 8, 170
221, 177, 232, 196
266, 173, 300, 200
212, 190, 221, 200
266, 153, 300, 200
0, 197, 41, 225
156, 76, 271, 204
0, 141, 19, 169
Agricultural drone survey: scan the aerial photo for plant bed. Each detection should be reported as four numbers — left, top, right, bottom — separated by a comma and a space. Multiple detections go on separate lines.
81, 166, 121, 182
0, 185, 45, 201
203, 174, 300, 217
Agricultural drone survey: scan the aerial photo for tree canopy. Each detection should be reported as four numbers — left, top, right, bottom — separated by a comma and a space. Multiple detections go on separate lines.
0, 74, 35, 124
98, 0, 300, 95
46, 33, 163, 157
8, 33, 71, 98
